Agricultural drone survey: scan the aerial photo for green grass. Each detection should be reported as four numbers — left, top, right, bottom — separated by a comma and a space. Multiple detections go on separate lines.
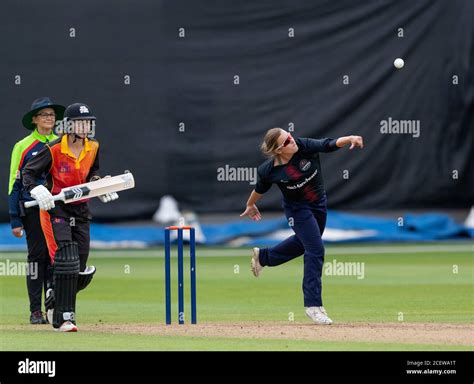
0, 330, 468, 351
0, 243, 472, 350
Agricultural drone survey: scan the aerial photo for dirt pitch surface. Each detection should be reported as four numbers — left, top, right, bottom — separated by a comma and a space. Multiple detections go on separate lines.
80, 322, 473, 346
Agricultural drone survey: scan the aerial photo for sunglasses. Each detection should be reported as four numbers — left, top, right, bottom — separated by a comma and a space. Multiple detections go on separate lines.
35, 112, 56, 119
276, 133, 292, 150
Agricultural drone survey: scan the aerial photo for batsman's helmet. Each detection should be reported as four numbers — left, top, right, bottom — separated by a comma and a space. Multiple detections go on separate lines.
63, 103, 96, 121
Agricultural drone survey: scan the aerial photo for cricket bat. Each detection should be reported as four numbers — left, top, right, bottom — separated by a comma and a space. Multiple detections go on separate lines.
24, 172, 135, 208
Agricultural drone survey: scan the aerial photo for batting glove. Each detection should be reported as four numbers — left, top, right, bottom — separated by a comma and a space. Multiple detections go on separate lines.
30, 185, 55, 211
98, 176, 119, 203
98, 191, 119, 203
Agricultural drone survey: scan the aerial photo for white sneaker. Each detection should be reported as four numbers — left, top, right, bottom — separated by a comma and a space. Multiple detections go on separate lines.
305, 306, 333, 325
56, 321, 78, 332
251, 247, 263, 277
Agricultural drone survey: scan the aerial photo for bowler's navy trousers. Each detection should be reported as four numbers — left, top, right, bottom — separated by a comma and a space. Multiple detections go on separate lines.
258, 194, 327, 307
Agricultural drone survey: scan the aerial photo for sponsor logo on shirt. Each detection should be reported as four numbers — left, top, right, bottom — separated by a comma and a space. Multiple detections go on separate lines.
286, 169, 318, 190
299, 159, 311, 172
59, 162, 71, 173
31, 151, 38, 156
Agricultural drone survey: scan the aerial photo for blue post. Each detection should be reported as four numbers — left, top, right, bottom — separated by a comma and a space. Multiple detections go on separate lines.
165, 229, 171, 325
190, 228, 197, 324
177, 228, 184, 324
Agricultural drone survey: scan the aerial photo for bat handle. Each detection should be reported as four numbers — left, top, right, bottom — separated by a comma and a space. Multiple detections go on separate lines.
24, 193, 64, 209
24, 200, 38, 208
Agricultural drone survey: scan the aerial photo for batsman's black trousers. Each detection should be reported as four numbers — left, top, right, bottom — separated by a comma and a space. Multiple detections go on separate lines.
39, 201, 91, 272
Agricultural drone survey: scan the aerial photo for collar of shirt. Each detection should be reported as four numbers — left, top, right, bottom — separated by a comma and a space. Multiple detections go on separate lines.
31, 128, 57, 143
60, 134, 92, 163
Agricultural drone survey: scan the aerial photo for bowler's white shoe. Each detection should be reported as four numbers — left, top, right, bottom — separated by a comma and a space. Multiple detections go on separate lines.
56, 321, 78, 332
305, 306, 333, 325
251, 247, 263, 277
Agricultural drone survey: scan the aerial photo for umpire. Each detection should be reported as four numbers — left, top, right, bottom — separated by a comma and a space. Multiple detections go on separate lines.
8, 97, 65, 324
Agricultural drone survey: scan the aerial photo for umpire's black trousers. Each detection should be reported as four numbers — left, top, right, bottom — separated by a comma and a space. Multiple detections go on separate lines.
22, 207, 51, 313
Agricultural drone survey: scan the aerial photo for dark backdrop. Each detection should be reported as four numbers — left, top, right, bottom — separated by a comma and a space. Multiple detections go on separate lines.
1, 0, 472, 220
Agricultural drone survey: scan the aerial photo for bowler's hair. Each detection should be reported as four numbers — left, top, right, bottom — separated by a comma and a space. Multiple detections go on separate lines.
261, 128, 284, 157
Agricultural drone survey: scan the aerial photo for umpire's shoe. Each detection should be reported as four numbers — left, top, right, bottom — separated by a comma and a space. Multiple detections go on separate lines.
30, 310, 48, 324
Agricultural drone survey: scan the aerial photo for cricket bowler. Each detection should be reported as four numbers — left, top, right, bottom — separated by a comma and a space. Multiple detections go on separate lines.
22, 103, 119, 332
240, 128, 364, 324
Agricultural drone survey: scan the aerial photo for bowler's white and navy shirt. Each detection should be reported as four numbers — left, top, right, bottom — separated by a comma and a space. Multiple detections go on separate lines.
255, 138, 339, 203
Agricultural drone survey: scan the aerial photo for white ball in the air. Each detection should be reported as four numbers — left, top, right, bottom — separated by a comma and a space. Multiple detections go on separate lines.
394, 58, 404, 69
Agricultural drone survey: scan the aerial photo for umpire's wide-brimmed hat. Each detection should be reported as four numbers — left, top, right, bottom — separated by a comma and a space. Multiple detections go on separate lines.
22, 97, 65, 130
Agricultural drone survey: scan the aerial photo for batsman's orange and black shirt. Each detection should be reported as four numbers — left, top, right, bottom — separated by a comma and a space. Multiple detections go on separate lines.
22, 136, 100, 261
